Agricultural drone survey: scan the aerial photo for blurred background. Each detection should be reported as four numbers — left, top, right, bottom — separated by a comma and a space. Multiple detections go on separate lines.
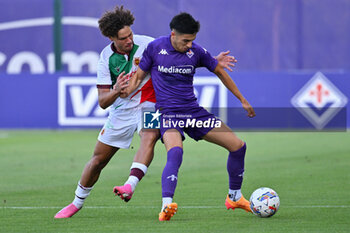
0, 0, 349, 130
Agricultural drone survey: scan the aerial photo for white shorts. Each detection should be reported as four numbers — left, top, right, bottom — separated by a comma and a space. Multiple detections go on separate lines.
98, 101, 155, 149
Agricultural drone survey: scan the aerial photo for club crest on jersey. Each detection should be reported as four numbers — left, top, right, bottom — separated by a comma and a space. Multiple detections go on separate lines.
291, 72, 348, 129
134, 57, 140, 66
186, 49, 194, 58
115, 66, 120, 72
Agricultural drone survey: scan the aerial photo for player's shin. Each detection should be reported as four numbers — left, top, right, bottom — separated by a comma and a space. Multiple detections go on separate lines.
161, 147, 183, 208
125, 162, 148, 191
227, 143, 246, 201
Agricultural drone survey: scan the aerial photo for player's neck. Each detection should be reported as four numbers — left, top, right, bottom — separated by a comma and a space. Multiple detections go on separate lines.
170, 37, 179, 52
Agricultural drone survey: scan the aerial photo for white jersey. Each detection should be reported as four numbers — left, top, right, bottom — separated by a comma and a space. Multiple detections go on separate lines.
97, 35, 155, 129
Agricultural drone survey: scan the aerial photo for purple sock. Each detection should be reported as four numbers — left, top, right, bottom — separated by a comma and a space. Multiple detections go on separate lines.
227, 143, 246, 190
161, 147, 183, 198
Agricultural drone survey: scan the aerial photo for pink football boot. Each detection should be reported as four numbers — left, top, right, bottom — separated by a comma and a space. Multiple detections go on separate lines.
113, 184, 133, 202
54, 203, 81, 218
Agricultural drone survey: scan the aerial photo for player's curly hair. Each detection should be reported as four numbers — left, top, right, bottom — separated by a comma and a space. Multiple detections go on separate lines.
170, 12, 200, 34
98, 5, 135, 38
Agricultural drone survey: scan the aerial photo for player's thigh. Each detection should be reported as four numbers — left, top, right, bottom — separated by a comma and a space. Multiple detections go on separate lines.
163, 129, 183, 152
202, 122, 244, 152
93, 140, 119, 163
98, 117, 137, 149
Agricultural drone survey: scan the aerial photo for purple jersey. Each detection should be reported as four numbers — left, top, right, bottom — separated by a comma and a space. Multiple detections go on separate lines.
139, 35, 218, 111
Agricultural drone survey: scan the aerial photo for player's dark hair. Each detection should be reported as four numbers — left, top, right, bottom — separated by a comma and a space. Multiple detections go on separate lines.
98, 5, 135, 38
170, 12, 200, 34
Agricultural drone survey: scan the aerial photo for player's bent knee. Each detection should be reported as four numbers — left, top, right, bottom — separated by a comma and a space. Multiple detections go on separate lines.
141, 131, 160, 145
230, 140, 245, 152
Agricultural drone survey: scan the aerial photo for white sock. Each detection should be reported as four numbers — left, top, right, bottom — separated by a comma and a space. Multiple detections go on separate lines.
72, 182, 93, 209
161, 197, 173, 211
124, 162, 148, 191
124, 176, 139, 192
228, 189, 242, 201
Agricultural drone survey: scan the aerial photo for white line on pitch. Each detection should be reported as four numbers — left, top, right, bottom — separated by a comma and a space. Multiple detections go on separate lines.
1, 205, 350, 210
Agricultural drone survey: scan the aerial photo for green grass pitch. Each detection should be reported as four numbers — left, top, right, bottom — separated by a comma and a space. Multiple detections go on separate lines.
0, 130, 349, 232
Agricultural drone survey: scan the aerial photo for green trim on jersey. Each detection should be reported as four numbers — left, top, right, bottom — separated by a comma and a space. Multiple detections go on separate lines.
109, 44, 139, 86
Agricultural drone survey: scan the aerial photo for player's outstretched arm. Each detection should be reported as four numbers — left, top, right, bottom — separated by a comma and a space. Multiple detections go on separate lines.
213, 64, 256, 118
120, 68, 148, 98
214, 50, 237, 72
98, 71, 129, 109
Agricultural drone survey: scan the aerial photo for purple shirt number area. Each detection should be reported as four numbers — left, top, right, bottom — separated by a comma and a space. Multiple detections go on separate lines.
139, 35, 218, 111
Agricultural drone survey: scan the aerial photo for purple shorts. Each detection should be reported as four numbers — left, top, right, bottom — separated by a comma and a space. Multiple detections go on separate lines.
159, 106, 221, 141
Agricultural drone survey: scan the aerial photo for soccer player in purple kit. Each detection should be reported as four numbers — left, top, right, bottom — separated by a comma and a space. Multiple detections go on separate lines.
125, 12, 256, 221
53, 5, 236, 219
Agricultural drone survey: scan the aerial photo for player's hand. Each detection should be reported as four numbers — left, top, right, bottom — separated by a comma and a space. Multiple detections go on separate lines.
119, 91, 128, 98
113, 71, 129, 94
216, 51, 237, 72
242, 99, 256, 118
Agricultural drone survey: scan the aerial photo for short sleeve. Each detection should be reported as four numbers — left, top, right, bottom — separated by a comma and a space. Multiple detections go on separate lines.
139, 42, 154, 72
97, 51, 112, 85
198, 47, 218, 72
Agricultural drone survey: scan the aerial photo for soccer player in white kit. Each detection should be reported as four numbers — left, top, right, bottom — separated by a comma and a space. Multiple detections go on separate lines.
54, 6, 236, 218
54, 6, 159, 218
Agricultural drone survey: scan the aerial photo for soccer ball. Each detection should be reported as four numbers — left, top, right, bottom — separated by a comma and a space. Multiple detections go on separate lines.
249, 187, 280, 218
